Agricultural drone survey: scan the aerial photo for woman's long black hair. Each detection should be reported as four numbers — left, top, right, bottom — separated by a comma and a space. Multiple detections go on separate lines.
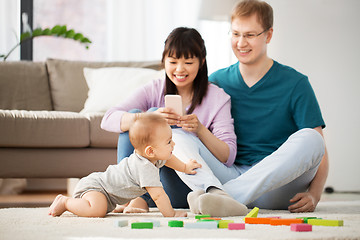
162, 27, 208, 114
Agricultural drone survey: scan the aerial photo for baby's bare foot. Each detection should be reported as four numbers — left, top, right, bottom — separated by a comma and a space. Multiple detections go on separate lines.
123, 206, 148, 213
48, 194, 68, 217
112, 204, 126, 213
174, 210, 187, 218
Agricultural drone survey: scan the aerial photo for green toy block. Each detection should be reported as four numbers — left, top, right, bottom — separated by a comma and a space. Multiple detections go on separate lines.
308, 219, 343, 226
243, 207, 259, 220
195, 214, 211, 220
131, 222, 153, 229
168, 220, 184, 227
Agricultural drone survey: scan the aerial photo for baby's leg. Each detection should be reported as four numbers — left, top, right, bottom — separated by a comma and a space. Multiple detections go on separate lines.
70, 191, 108, 217
123, 197, 149, 213
49, 191, 108, 218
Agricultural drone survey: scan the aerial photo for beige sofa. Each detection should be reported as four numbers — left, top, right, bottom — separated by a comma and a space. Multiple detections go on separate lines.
0, 59, 161, 178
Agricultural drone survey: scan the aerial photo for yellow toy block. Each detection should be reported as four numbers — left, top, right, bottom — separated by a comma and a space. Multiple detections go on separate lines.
243, 207, 259, 220
308, 219, 343, 226
218, 220, 234, 228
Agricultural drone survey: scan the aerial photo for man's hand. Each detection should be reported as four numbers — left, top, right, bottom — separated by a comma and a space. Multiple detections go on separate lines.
184, 159, 202, 174
288, 192, 319, 213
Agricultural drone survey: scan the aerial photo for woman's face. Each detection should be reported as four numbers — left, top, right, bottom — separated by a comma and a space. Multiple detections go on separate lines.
164, 54, 200, 91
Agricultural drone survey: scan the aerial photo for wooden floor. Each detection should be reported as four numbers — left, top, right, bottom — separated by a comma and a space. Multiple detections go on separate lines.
1, 191, 360, 209
0, 191, 67, 208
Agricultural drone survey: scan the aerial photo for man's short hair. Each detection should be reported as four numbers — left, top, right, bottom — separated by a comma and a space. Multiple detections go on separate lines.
232, 0, 273, 30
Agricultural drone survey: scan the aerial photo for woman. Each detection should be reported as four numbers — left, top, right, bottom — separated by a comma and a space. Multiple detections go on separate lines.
101, 27, 247, 217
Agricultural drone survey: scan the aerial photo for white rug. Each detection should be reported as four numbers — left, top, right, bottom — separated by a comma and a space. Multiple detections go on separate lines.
1, 200, 360, 240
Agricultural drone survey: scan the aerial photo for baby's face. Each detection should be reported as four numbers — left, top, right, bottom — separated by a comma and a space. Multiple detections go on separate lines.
152, 124, 174, 161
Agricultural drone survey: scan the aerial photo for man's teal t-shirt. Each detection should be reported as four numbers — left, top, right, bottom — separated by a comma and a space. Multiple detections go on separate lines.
209, 61, 325, 166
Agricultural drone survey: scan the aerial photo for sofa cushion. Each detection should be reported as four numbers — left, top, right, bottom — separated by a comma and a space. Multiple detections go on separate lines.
81, 67, 165, 113
86, 112, 118, 148
0, 61, 52, 110
46, 58, 162, 112
0, 110, 89, 147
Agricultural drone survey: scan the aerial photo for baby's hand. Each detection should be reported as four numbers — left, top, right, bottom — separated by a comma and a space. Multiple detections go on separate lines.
174, 210, 187, 218
184, 159, 202, 174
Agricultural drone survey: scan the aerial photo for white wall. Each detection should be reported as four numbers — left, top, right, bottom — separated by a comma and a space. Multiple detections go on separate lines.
266, 0, 360, 191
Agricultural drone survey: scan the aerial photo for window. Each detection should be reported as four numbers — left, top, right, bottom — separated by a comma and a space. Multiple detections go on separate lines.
33, 0, 107, 61
1, 0, 235, 73
0, 0, 20, 61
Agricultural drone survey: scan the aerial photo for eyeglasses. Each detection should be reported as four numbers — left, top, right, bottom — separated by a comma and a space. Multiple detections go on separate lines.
229, 28, 269, 40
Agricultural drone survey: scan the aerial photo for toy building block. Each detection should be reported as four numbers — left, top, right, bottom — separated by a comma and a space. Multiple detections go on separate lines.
195, 214, 211, 220
199, 217, 222, 221
228, 223, 245, 230
270, 218, 303, 226
184, 221, 218, 229
245, 217, 272, 224
308, 219, 344, 227
296, 217, 318, 223
218, 220, 234, 228
168, 220, 184, 227
114, 220, 128, 227
290, 223, 312, 232
131, 222, 153, 229
243, 207, 259, 220
142, 219, 160, 227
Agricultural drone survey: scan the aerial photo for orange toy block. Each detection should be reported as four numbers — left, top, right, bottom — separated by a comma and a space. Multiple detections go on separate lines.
270, 218, 303, 226
245, 217, 272, 224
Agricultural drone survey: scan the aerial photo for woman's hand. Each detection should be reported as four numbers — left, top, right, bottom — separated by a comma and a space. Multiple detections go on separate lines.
177, 114, 203, 134
154, 107, 181, 126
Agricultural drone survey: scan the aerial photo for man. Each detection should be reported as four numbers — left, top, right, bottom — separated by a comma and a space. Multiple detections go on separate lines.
209, 0, 328, 213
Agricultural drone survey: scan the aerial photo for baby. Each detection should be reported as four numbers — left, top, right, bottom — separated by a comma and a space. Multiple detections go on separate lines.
48, 113, 201, 217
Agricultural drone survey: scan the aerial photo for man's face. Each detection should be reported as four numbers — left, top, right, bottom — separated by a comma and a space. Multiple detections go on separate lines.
230, 14, 272, 66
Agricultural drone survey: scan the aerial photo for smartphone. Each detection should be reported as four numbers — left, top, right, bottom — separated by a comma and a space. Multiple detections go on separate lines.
165, 95, 183, 116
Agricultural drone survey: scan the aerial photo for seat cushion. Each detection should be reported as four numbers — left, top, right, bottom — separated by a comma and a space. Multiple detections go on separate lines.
0, 61, 52, 110
0, 110, 89, 147
86, 112, 118, 148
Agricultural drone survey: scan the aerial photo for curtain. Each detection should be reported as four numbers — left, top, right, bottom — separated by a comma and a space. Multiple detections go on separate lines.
106, 0, 201, 62
0, 0, 20, 61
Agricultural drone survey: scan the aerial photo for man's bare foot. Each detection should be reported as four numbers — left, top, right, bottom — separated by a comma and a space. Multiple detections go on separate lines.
48, 194, 68, 217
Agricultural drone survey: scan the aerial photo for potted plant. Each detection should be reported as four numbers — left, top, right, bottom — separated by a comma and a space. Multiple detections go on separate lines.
1, 24, 91, 61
